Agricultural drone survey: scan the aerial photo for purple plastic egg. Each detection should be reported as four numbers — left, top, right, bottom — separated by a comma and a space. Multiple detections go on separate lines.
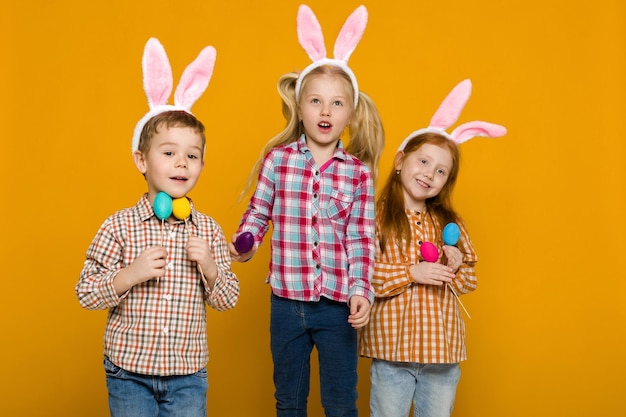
420, 241, 439, 263
234, 232, 255, 253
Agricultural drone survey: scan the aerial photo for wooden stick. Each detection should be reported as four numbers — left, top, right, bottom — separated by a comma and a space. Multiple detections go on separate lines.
447, 283, 471, 320
185, 219, 206, 281
157, 219, 165, 284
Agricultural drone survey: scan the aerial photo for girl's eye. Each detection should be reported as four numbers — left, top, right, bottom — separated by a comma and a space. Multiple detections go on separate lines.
333, 100, 343, 106
420, 159, 428, 165
311, 98, 320, 104
437, 169, 447, 175
164, 151, 173, 156
188, 154, 198, 160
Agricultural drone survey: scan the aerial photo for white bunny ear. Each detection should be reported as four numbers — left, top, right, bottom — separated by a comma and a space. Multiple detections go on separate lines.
174, 46, 216, 111
429, 79, 472, 130
297, 5, 326, 61
451, 121, 507, 144
142, 38, 173, 109
333, 5, 368, 62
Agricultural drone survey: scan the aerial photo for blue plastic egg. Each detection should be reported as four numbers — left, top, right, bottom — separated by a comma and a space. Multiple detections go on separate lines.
153, 192, 173, 220
442, 223, 460, 246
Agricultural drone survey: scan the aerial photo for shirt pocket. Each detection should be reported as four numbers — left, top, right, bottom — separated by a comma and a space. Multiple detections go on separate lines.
326, 190, 353, 223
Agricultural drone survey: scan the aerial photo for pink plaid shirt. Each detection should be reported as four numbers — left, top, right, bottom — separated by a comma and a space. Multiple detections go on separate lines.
359, 209, 477, 363
238, 135, 375, 303
76, 195, 239, 376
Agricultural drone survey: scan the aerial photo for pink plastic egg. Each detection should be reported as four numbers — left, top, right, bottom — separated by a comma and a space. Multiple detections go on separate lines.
420, 241, 439, 263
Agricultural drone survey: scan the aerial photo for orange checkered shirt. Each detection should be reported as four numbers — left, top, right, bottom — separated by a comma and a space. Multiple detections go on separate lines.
359, 209, 477, 363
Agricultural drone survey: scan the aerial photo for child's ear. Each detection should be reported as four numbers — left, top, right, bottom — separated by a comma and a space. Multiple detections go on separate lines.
133, 150, 147, 174
394, 151, 404, 170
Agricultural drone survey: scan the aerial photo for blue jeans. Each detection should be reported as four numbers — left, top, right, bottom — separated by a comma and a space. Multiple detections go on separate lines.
104, 357, 208, 417
270, 294, 358, 417
369, 359, 460, 417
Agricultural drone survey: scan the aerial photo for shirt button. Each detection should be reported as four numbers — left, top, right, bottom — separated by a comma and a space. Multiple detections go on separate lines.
167, 262, 173, 270
416, 221, 421, 225
313, 241, 318, 247
163, 327, 169, 334
169, 232, 176, 239
164, 294, 172, 301
315, 264, 321, 269
418, 241, 422, 245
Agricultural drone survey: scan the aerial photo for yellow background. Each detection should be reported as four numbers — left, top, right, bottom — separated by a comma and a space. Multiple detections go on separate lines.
1, 0, 624, 416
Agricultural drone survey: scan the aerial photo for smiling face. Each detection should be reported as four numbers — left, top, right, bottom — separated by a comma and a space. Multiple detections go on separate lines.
395, 142, 454, 211
297, 72, 354, 154
133, 124, 205, 202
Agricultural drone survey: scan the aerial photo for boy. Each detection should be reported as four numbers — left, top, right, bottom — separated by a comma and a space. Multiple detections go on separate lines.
76, 38, 239, 417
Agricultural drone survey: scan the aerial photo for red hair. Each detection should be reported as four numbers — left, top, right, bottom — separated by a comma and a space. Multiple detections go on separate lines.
377, 132, 460, 255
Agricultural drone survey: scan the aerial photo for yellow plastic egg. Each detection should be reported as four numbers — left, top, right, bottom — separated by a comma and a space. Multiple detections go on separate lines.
172, 197, 191, 220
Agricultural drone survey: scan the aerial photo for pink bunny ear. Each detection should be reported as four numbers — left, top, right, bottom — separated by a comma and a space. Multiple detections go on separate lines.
142, 38, 173, 109
132, 38, 218, 153
397, 79, 506, 151
429, 79, 472, 130
297, 5, 326, 61
333, 5, 368, 62
451, 121, 507, 144
294, 5, 369, 107
174, 46, 216, 111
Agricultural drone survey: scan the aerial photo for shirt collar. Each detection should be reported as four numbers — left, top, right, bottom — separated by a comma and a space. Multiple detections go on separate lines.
297, 134, 347, 162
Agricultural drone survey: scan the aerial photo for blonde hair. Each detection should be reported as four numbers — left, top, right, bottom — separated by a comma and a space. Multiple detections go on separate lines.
241, 66, 384, 199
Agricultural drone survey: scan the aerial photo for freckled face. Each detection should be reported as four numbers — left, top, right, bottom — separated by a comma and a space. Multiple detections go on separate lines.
395, 143, 453, 211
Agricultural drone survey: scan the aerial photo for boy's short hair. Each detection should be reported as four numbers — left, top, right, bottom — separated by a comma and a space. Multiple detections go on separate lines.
137, 110, 206, 155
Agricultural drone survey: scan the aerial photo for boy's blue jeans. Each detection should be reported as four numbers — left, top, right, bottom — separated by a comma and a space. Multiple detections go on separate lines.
270, 293, 358, 417
369, 359, 460, 417
104, 357, 208, 417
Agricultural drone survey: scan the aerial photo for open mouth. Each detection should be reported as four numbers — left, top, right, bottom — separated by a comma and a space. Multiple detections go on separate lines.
170, 176, 188, 182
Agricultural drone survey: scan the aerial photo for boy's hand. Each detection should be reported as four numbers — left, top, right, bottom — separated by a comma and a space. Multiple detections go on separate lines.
186, 236, 217, 280
348, 295, 371, 329
228, 233, 258, 263
114, 246, 167, 294
128, 246, 168, 283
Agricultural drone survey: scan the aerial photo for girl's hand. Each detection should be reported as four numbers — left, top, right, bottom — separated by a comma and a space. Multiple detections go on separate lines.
442, 245, 463, 272
228, 233, 258, 263
187, 236, 217, 280
348, 295, 371, 329
409, 261, 455, 286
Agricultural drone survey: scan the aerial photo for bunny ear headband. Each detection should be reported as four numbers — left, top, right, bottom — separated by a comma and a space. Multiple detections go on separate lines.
397, 79, 507, 151
295, 4, 368, 107
131, 37, 217, 153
